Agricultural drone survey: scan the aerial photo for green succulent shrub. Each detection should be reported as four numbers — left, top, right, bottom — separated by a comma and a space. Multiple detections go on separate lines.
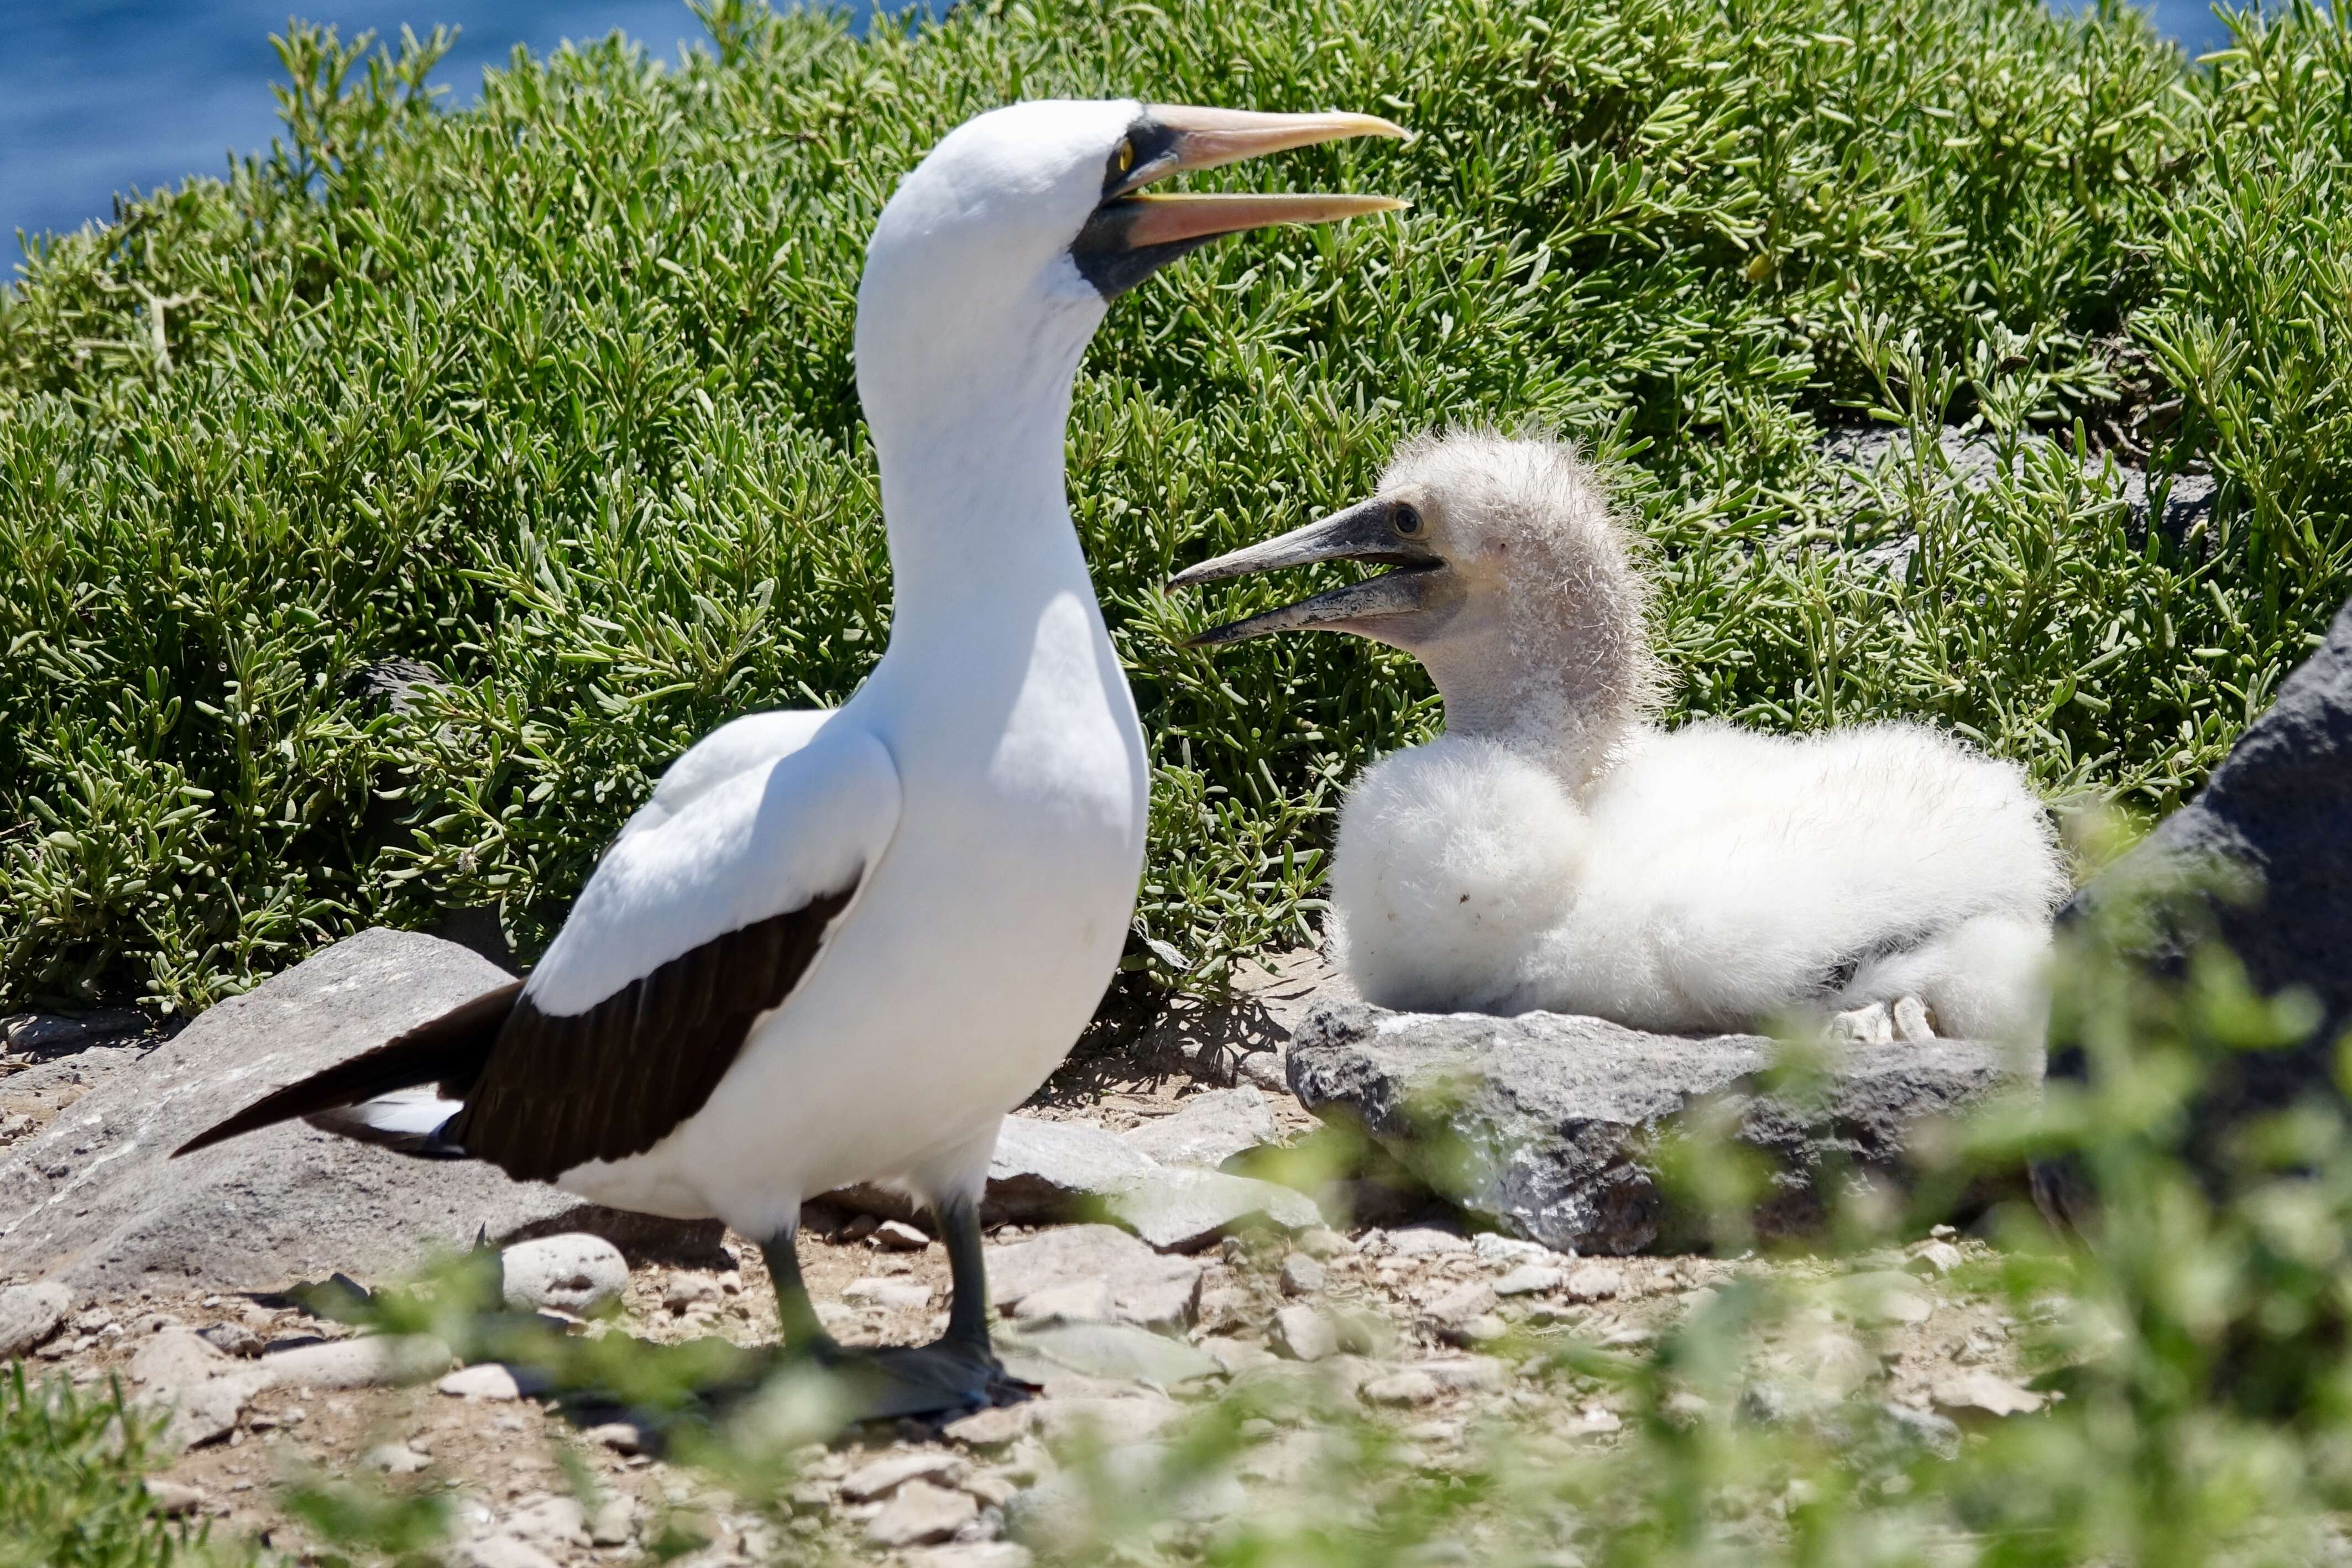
4, 0, 2349, 1012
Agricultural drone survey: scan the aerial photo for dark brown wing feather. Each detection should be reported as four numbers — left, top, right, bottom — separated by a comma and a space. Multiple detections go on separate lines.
173, 980, 524, 1158
450, 884, 858, 1183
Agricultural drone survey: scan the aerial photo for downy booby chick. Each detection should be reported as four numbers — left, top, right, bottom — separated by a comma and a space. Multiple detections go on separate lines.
1170, 432, 2067, 1044
175, 101, 1405, 1418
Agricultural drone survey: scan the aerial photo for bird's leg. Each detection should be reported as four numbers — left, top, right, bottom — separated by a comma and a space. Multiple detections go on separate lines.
842, 1195, 1029, 1418
762, 1198, 1027, 1424
760, 1230, 839, 1355
937, 1193, 996, 1351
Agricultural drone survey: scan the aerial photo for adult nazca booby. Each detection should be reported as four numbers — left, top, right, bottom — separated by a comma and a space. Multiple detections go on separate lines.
1170, 431, 2065, 1043
177, 100, 1405, 1417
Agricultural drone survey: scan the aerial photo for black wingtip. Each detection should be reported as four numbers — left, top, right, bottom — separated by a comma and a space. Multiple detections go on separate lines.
170, 979, 522, 1160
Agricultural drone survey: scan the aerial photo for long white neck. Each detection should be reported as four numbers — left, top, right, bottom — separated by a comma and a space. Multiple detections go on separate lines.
1414, 564, 1655, 791
855, 281, 1114, 715
874, 352, 1089, 650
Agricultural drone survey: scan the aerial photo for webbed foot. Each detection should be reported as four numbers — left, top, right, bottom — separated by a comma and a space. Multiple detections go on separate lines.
805, 1335, 1034, 1422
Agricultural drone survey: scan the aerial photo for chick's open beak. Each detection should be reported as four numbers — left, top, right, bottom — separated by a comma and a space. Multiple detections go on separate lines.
1167, 497, 1442, 647
1075, 105, 1408, 297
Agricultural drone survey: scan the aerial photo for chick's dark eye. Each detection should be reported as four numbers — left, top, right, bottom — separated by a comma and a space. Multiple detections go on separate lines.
1394, 504, 1424, 537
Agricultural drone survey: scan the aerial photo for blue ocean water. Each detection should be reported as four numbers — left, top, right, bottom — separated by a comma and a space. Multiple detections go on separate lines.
0, 1, 2244, 257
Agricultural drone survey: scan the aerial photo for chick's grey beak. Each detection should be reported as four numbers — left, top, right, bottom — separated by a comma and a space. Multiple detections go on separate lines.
1167, 498, 1441, 647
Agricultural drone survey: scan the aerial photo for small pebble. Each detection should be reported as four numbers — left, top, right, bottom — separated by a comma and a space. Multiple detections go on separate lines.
363, 1443, 430, 1475
1272, 1304, 1337, 1362
1362, 1371, 1441, 1407
873, 1220, 933, 1252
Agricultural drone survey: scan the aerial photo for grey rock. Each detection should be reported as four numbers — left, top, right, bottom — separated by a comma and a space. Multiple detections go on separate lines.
129, 1328, 269, 1451
906, 1545, 1032, 1568
1119, 1090, 1280, 1170
454, 1535, 561, 1568
4, 1010, 149, 1057
1930, 1370, 2044, 1419
583, 1421, 647, 1454
843, 1449, 969, 1502
129, 1326, 231, 1391
505, 1494, 589, 1549
1105, 1168, 1321, 1253
1279, 1252, 1325, 1295
0, 1280, 71, 1357
0, 929, 706, 1292
1272, 1303, 1336, 1362
1471, 1232, 1553, 1266
1493, 1263, 1565, 1297
1290, 1003, 2013, 1254
984, 1118, 1160, 1225
1009, 1279, 1112, 1324
1362, 1369, 1441, 1407
345, 657, 447, 715
986, 1225, 1203, 1333
255, 1333, 452, 1389
587, 1493, 639, 1545
1837, 1272, 1936, 1326
144, 1480, 206, 1517
146, 1368, 270, 1454
197, 1322, 263, 1357
1032, 1392, 1183, 1447
845, 1276, 934, 1311
1865, 1400, 1963, 1462
866, 1480, 979, 1548
873, 1219, 932, 1251
995, 1319, 1220, 1389
1563, 1263, 1624, 1301
2040, 592, 2352, 1228
1817, 427, 2217, 576
942, 1403, 1036, 1450
438, 1362, 524, 1400
363, 1442, 430, 1474
501, 1234, 628, 1316
830, 1116, 1161, 1227
1419, 1280, 1498, 1326
1380, 1224, 1471, 1258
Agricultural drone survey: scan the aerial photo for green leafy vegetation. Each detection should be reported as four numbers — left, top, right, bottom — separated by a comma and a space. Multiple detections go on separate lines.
0, 1370, 241, 1568
3, 0, 2348, 1018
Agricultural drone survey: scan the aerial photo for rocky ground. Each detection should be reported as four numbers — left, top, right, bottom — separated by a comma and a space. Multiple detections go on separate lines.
0, 949, 2050, 1566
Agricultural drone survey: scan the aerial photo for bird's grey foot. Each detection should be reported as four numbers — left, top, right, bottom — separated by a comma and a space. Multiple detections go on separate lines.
760, 1195, 1032, 1424
1828, 1001, 1894, 1045
1890, 994, 1936, 1042
811, 1335, 1031, 1421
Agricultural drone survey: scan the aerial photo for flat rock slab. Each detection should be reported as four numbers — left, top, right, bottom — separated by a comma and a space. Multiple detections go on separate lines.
986, 1224, 1204, 1331
1118, 1089, 1279, 1170
1289, 1003, 2016, 1254
0, 928, 707, 1293
1105, 1168, 1321, 1252
832, 1112, 1316, 1251
996, 1319, 1222, 1389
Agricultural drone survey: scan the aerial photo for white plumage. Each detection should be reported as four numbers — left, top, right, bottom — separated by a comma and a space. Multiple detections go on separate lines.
1175, 431, 2067, 1044
181, 99, 1406, 1418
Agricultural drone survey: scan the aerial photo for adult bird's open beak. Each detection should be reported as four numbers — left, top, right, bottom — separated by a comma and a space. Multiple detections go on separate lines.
1075, 105, 1409, 297
1165, 497, 1445, 647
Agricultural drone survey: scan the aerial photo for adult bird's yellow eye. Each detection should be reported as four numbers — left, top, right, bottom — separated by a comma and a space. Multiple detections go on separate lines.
1116, 139, 1135, 174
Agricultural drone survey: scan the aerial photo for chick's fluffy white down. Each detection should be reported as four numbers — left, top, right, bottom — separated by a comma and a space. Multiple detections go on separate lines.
1332, 722, 2066, 1041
